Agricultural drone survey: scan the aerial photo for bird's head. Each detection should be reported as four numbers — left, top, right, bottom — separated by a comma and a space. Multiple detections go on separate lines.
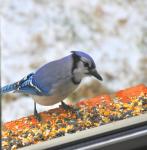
71, 51, 103, 84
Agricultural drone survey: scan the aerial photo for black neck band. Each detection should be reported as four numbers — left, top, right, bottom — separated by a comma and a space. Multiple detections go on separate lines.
71, 54, 81, 85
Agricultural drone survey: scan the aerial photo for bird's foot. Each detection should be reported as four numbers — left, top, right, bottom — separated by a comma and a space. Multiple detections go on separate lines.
60, 101, 81, 118
60, 101, 77, 112
61, 101, 72, 109
35, 113, 41, 122
34, 111, 42, 122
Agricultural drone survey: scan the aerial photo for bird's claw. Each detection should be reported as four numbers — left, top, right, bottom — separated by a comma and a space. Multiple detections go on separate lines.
34, 113, 42, 122
60, 101, 77, 113
61, 101, 72, 109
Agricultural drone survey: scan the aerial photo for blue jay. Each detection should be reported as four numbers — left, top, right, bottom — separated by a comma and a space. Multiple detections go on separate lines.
1, 51, 103, 120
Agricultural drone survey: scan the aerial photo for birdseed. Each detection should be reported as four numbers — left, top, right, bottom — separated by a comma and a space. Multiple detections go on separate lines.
2, 84, 147, 150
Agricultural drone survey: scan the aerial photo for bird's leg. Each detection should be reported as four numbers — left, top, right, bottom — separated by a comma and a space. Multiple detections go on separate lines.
34, 102, 41, 121
61, 101, 76, 111
61, 101, 80, 118
61, 101, 72, 110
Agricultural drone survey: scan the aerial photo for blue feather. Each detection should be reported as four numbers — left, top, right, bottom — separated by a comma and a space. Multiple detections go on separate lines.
1, 73, 47, 96
71, 51, 96, 68
1, 82, 19, 94
1, 55, 73, 97
33, 55, 73, 95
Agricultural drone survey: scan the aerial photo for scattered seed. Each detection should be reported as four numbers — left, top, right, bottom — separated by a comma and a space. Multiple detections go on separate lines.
2, 94, 147, 150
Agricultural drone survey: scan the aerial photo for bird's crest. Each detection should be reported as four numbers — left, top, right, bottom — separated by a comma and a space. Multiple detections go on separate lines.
71, 51, 96, 68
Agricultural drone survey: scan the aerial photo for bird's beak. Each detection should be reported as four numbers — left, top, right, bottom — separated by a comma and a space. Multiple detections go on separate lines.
90, 69, 103, 81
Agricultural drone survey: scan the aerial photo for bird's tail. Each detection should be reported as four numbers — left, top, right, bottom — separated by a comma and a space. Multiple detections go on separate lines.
0, 82, 19, 94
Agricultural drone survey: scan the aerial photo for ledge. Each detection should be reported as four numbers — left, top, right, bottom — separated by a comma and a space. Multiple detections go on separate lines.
2, 84, 147, 150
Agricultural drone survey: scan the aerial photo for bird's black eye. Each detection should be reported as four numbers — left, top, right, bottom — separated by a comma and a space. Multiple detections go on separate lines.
84, 62, 89, 67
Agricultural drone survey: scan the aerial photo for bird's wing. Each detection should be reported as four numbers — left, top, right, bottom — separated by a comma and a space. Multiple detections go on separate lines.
33, 55, 73, 95
16, 73, 46, 96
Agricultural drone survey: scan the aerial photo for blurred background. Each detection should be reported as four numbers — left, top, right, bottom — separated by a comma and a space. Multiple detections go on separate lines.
1, 0, 147, 122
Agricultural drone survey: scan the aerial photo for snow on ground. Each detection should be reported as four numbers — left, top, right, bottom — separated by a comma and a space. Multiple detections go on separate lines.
1, 0, 147, 122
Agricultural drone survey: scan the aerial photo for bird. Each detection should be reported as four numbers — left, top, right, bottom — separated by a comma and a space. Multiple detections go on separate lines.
1, 51, 103, 121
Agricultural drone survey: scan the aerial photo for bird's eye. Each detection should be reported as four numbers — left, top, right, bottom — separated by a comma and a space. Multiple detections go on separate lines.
84, 62, 89, 67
